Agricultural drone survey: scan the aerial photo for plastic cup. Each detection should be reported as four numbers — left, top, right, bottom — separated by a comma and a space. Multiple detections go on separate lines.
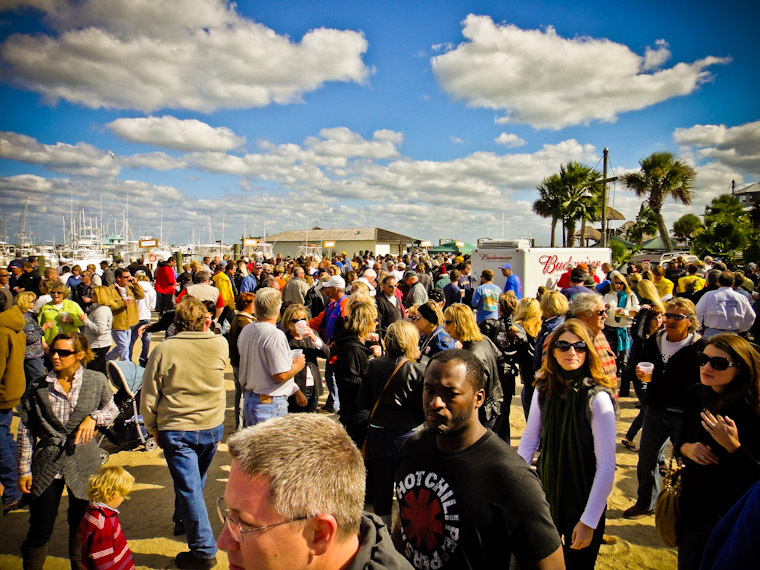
290, 349, 303, 358
295, 320, 311, 336
639, 362, 655, 383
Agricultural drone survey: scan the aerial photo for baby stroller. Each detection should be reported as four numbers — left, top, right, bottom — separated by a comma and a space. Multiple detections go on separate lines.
96, 361, 158, 464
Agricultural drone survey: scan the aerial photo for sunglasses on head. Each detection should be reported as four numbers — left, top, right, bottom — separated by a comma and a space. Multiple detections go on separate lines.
554, 340, 588, 353
664, 313, 689, 321
50, 348, 76, 357
697, 352, 737, 371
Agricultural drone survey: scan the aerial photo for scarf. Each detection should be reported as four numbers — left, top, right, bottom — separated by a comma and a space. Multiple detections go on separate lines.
538, 367, 593, 532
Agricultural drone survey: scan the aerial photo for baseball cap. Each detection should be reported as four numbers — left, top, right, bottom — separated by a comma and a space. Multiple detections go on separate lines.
324, 275, 346, 289
499, 263, 512, 270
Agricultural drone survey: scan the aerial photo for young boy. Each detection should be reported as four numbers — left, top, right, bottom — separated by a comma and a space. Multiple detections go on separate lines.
78, 466, 136, 570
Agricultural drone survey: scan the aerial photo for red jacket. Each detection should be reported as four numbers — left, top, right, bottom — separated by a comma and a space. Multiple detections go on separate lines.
154, 264, 176, 295
78, 503, 135, 570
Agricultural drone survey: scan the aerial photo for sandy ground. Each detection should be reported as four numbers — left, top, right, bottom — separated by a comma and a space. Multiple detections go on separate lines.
0, 339, 677, 569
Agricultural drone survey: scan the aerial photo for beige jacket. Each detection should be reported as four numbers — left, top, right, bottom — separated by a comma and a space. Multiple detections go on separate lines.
106, 282, 145, 330
140, 331, 228, 433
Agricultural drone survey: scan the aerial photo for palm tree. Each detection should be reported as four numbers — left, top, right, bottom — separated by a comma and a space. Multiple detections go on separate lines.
534, 162, 601, 247
533, 174, 563, 247
557, 162, 601, 247
622, 152, 697, 252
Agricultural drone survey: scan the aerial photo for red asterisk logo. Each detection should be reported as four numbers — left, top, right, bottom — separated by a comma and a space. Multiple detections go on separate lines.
400, 488, 444, 551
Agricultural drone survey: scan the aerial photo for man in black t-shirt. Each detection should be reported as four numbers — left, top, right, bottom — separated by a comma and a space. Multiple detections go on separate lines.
394, 350, 563, 570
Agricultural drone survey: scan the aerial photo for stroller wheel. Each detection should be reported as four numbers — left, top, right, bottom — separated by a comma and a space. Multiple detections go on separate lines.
144, 437, 158, 452
99, 449, 110, 465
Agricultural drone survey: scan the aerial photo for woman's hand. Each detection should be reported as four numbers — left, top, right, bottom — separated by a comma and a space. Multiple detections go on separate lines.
19, 475, 32, 494
680, 442, 719, 465
78, 313, 87, 322
701, 410, 740, 453
74, 415, 97, 445
570, 521, 593, 550
41, 321, 55, 331
295, 390, 308, 408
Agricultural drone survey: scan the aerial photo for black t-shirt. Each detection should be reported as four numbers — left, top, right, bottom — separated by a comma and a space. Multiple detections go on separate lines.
395, 429, 561, 570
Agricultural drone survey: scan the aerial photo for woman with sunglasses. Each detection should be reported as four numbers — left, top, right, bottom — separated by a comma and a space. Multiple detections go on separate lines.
16, 332, 118, 570
602, 271, 640, 378
518, 319, 617, 569
410, 300, 456, 363
37, 281, 84, 349
673, 333, 760, 569
623, 298, 705, 520
282, 303, 328, 413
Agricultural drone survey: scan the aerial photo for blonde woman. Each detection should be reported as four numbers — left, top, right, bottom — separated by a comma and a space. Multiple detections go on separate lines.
15, 292, 46, 386
512, 298, 542, 421
443, 303, 504, 430
282, 303, 328, 414
78, 286, 114, 375
359, 320, 426, 527
38, 281, 84, 347
602, 271, 640, 376
333, 300, 380, 446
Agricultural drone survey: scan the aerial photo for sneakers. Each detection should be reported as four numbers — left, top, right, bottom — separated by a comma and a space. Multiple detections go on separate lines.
175, 551, 216, 570
623, 505, 655, 519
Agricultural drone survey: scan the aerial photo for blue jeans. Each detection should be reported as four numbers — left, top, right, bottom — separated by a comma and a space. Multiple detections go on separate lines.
323, 362, 340, 412
0, 408, 22, 506
23, 357, 46, 388
243, 392, 288, 427
107, 329, 131, 361
159, 425, 223, 559
636, 406, 684, 510
129, 319, 151, 364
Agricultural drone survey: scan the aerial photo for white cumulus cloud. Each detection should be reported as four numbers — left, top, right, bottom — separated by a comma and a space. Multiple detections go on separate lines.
107, 116, 245, 151
431, 14, 730, 129
1, 0, 371, 112
495, 132, 526, 147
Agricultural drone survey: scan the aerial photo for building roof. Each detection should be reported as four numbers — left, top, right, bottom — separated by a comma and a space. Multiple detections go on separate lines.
735, 182, 760, 195
265, 227, 416, 244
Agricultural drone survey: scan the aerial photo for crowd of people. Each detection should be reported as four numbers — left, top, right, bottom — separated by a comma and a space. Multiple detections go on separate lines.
0, 248, 759, 570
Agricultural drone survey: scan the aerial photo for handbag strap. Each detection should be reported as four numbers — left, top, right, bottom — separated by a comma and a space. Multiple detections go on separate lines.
369, 358, 409, 421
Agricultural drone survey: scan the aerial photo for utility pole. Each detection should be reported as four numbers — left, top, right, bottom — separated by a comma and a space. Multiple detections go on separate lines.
602, 148, 608, 247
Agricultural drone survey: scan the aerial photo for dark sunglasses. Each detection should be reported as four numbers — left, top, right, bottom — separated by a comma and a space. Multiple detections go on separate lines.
592, 309, 607, 316
50, 292, 63, 295
554, 340, 588, 353
289, 318, 306, 324
444, 320, 454, 326
664, 313, 689, 321
614, 281, 625, 286
50, 348, 76, 357
697, 352, 737, 371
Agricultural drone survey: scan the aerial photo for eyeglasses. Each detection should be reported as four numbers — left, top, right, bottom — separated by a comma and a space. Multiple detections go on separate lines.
614, 281, 625, 286
289, 318, 306, 324
554, 340, 588, 353
591, 309, 607, 317
216, 498, 310, 543
664, 313, 689, 321
697, 352, 737, 371
50, 292, 63, 296
50, 348, 76, 357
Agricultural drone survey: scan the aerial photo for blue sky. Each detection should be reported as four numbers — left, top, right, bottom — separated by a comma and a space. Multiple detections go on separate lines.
1, 0, 758, 248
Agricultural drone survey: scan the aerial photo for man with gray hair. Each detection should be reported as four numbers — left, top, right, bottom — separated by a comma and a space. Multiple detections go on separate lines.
237, 288, 306, 427
282, 265, 310, 310
217, 414, 413, 570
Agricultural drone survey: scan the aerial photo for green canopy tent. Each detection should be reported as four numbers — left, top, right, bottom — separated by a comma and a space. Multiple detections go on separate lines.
428, 241, 477, 255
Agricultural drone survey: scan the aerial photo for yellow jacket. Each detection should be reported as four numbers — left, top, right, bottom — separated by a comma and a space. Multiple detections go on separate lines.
106, 282, 145, 330
212, 272, 235, 307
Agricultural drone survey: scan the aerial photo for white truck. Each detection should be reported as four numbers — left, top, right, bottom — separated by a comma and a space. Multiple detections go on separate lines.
470, 240, 612, 296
